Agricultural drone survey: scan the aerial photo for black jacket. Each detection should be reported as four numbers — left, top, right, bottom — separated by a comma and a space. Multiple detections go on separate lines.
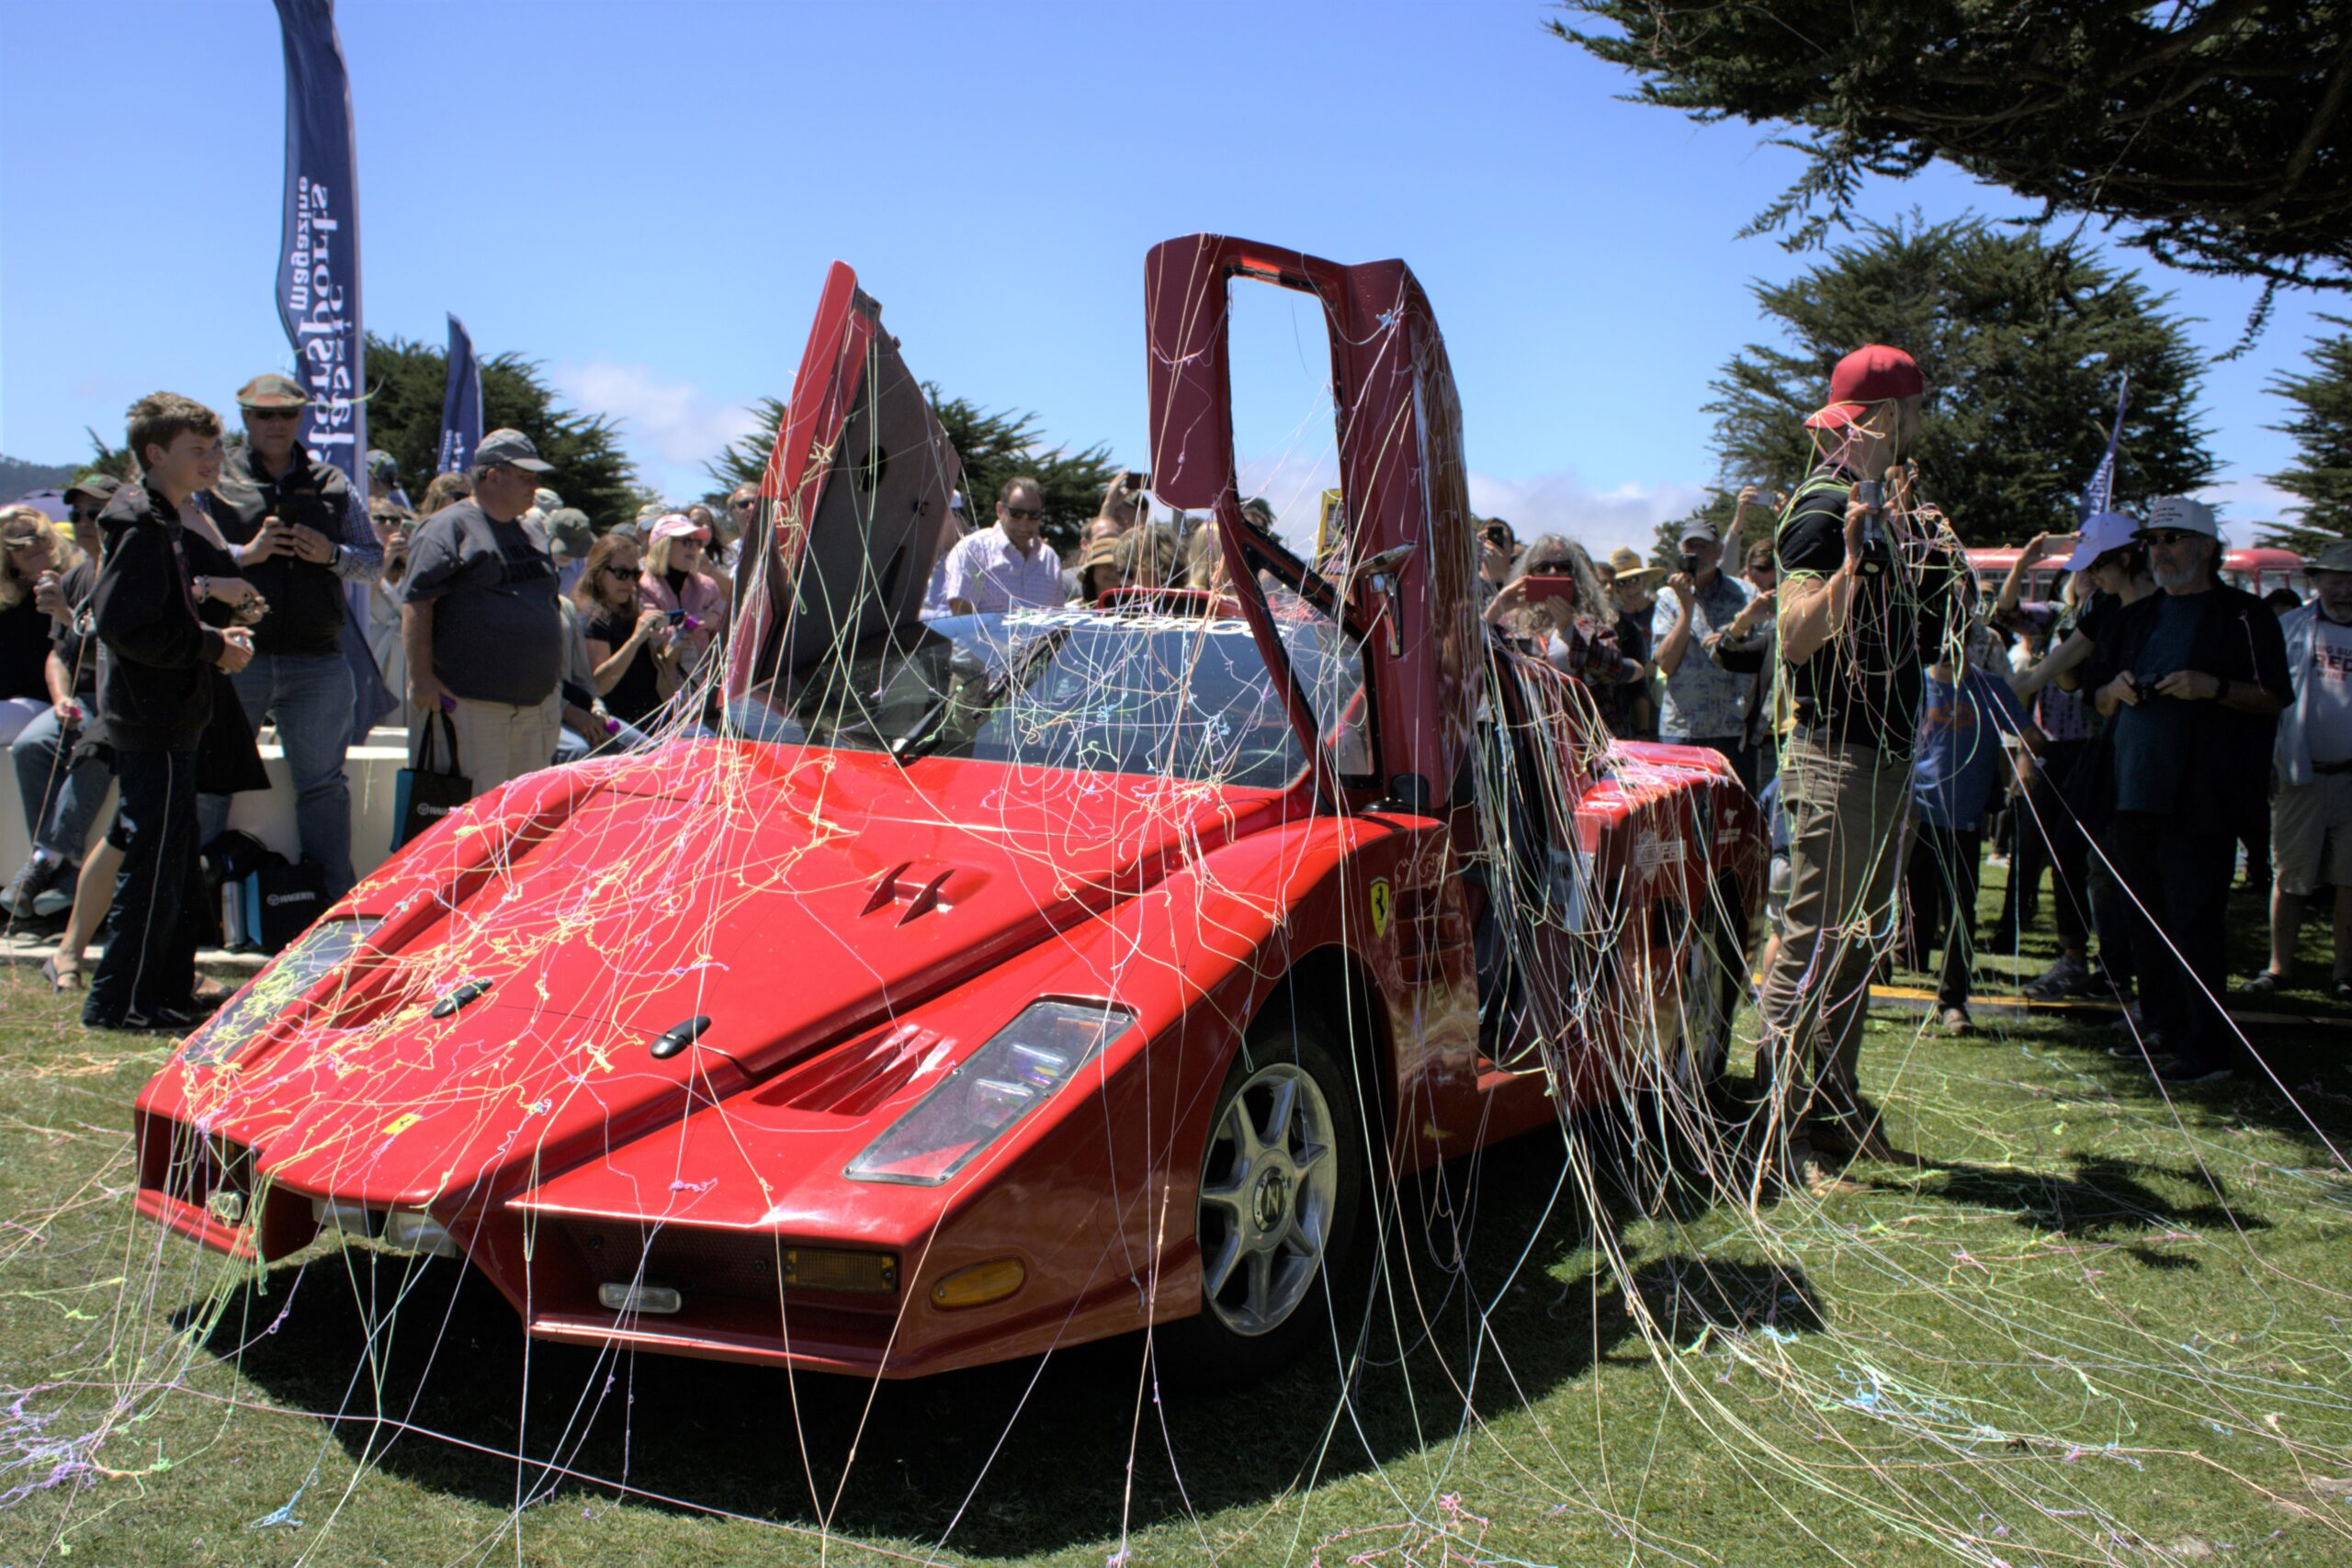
207, 444, 354, 657
92, 484, 225, 753
2081, 580, 2290, 836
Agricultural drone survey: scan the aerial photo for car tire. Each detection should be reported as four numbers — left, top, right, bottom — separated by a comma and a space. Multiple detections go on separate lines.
1168, 1014, 1367, 1387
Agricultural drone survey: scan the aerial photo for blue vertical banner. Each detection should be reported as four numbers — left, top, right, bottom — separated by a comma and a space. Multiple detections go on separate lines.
438, 313, 482, 473
2079, 372, 2132, 521
273, 0, 364, 489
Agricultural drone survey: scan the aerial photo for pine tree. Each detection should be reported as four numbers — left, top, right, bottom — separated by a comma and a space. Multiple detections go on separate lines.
707, 388, 1120, 556
363, 334, 640, 526
1675, 217, 2213, 549
1561, 2, 2352, 299
2265, 317, 2352, 553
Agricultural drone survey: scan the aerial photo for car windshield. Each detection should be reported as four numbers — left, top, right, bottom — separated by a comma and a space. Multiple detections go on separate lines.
727, 606, 1370, 789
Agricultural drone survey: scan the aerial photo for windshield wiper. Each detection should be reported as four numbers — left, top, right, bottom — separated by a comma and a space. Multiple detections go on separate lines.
892, 627, 1071, 763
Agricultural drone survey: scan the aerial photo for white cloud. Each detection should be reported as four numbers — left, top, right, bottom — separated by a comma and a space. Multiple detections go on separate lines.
549, 360, 765, 501
1467, 470, 1709, 562
2193, 475, 2304, 546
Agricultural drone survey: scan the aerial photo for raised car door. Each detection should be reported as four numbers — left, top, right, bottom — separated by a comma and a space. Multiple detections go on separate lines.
726, 262, 963, 705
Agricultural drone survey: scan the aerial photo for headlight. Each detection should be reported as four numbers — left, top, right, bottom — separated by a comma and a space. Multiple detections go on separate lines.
844, 1000, 1132, 1186
181, 918, 380, 1066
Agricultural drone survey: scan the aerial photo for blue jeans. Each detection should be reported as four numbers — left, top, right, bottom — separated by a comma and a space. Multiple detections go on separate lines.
11, 705, 110, 862
228, 652, 356, 898
85, 748, 203, 1026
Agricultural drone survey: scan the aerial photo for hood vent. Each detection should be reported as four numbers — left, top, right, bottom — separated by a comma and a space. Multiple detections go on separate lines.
763, 1022, 944, 1116
862, 862, 954, 925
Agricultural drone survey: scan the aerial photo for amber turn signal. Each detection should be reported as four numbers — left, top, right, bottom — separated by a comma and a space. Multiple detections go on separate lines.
929, 1258, 1026, 1309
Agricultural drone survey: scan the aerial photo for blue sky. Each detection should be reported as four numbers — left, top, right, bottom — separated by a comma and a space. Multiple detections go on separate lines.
0, 0, 2329, 558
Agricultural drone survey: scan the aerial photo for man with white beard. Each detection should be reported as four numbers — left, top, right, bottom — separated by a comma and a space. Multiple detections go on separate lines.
2087, 495, 2290, 1084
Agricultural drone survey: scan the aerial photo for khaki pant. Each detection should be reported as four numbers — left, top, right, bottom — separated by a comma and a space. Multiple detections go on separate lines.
1758, 732, 1912, 1137
416, 694, 561, 801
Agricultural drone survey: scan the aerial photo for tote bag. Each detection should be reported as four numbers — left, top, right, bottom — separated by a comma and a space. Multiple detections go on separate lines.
392, 711, 471, 851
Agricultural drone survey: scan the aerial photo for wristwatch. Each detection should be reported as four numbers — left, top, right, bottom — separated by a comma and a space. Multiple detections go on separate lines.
192, 573, 210, 602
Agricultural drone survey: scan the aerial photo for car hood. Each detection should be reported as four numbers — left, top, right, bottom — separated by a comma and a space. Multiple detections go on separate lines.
160, 740, 1295, 1207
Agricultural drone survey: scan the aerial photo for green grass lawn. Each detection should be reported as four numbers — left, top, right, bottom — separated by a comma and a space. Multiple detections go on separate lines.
3, 878, 2349, 1567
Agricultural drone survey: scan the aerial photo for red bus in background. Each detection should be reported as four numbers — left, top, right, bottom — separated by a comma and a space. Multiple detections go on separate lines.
1967, 545, 2309, 604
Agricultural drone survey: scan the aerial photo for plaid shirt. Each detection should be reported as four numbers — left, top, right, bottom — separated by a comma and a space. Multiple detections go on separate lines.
1652, 572, 1753, 741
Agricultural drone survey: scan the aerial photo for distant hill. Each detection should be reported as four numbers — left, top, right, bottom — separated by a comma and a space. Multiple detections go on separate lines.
1, 456, 77, 499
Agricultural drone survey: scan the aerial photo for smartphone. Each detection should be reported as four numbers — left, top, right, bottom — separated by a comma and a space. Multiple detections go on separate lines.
662, 609, 687, 625
1121, 469, 1150, 493
1520, 573, 1579, 605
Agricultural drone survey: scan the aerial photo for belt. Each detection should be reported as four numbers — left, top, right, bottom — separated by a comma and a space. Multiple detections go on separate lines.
2313, 759, 2352, 776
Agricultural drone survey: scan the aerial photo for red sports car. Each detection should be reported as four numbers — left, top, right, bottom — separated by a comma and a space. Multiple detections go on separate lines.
133, 235, 1765, 1380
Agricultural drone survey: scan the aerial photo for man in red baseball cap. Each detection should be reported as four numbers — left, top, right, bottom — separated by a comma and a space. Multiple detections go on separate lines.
1756, 341, 1962, 1193
1804, 344, 1926, 434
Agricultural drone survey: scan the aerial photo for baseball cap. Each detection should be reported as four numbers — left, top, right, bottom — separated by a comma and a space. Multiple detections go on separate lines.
649, 513, 709, 543
543, 507, 594, 557
533, 487, 564, 513
2059, 512, 2141, 570
2312, 539, 2352, 576
1679, 519, 1721, 546
236, 372, 309, 410
1804, 344, 1925, 431
2140, 495, 2217, 539
475, 428, 555, 474
367, 448, 399, 479
62, 474, 121, 507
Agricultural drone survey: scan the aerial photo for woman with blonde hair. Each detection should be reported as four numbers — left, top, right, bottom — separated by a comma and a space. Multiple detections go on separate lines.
639, 514, 728, 703
0, 508, 85, 743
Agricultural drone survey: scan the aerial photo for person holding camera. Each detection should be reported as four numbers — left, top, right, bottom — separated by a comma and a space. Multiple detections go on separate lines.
2084, 496, 2289, 1083
1476, 519, 1520, 612
202, 373, 382, 901
1652, 518, 1754, 771
1758, 344, 1962, 1189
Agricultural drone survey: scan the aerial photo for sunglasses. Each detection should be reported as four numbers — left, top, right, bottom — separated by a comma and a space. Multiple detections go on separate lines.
1525, 559, 1570, 572
2143, 530, 2199, 547
69, 508, 100, 524
729, 497, 757, 511
245, 407, 302, 422
1004, 505, 1044, 522
600, 564, 636, 580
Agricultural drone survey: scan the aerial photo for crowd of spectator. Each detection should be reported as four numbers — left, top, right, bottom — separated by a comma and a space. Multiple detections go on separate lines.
17, 355, 2324, 1166
0, 381, 750, 1032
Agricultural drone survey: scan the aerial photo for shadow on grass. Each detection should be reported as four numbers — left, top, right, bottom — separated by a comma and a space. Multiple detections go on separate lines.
1861, 1150, 2267, 1240
172, 1132, 1821, 1557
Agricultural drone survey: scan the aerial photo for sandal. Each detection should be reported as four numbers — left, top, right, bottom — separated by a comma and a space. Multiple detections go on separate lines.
41, 954, 84, 991
191, 977, 233, 1006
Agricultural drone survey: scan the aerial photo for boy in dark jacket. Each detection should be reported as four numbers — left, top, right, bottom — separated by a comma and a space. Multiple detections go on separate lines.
84, 393, 254, 1032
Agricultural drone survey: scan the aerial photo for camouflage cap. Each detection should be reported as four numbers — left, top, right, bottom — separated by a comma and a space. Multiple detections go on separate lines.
542, 507, 595, 558
235, 372, 309, 409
